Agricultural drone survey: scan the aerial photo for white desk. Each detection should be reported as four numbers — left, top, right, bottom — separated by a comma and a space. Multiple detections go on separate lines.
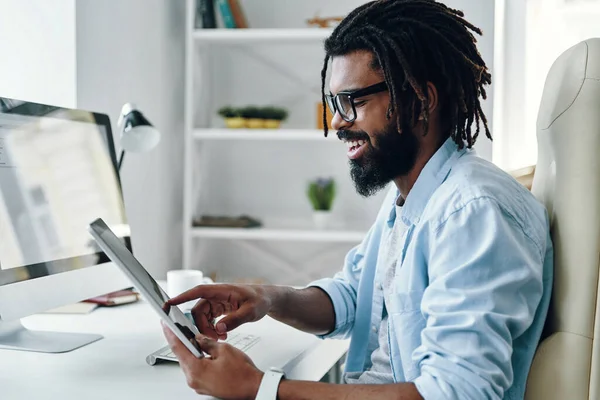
0, 300, 348, 400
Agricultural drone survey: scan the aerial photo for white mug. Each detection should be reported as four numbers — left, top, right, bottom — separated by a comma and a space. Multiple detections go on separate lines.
166, 269, 212, 311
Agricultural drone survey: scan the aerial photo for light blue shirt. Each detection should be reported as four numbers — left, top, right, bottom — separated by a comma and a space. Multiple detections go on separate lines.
310, 138, 553, 400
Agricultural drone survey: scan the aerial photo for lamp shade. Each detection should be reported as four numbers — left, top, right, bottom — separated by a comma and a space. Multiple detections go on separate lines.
118, 103, 161, 153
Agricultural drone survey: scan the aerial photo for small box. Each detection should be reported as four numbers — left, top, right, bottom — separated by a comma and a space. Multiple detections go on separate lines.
316, 101, 334, 130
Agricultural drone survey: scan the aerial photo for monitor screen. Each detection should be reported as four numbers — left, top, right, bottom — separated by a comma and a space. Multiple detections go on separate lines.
0, 97, 129, 286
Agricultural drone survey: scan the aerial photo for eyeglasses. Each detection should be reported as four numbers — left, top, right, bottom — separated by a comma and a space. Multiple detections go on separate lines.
325, 81, 388, 123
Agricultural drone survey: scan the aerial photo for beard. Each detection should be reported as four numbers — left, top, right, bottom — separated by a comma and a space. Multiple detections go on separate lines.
338, 121, 420, 197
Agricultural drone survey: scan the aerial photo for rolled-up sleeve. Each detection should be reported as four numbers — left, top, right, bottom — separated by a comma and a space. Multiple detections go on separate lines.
412, 197, 545, 400
308, 237, 366, 339
308, 186, 398, 340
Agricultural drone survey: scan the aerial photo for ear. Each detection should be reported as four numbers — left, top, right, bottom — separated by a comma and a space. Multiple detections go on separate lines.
418, 82, 439, 120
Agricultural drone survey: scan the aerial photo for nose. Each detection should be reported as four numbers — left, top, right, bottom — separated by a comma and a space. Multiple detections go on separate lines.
331, 111, 351, 131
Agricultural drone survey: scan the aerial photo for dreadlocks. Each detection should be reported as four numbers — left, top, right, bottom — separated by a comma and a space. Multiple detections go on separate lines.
321, 0, 492, 149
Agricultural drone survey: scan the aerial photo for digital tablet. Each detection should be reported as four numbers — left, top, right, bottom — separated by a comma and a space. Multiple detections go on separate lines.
88, 218, 203, 359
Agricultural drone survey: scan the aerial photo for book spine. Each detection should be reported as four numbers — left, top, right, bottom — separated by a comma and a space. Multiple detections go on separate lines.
227, 0, 248, 29
216, 0, 237, 29
196, 0, 217, 29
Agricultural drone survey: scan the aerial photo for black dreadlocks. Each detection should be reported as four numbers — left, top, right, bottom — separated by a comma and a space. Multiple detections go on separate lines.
321, 0, 492, 149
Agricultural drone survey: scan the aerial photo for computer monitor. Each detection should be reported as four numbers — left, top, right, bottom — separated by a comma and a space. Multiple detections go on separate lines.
0, 97, 132, 353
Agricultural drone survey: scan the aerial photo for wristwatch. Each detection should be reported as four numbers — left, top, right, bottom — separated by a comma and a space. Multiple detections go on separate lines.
255, 367, 285, 400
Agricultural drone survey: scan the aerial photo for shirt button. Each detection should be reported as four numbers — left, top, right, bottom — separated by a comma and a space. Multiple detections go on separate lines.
372, 325, 377, 332
378, 283, 384, 291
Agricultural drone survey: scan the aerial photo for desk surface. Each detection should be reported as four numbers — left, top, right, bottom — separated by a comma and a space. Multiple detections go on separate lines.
0, 300, 348, 400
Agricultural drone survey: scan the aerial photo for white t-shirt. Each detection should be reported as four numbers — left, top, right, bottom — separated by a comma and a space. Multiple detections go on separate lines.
344, 205, 405, 384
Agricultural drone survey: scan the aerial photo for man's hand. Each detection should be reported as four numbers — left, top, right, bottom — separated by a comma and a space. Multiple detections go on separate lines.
162, 322, 263, 400
167, 284, 272, 340
163, 321, 424, 400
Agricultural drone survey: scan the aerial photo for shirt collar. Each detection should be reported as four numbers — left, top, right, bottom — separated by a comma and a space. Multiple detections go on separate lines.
386, 137, 469, 227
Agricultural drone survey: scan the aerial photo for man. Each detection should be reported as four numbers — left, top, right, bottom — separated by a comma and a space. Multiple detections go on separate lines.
162, 1, 553, 399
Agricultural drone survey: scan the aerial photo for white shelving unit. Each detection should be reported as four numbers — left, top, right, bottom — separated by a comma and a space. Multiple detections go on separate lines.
193, 128, 337, 141
182, 0, 376, 282
193, 28, 333, 43
190, 227, 365, 243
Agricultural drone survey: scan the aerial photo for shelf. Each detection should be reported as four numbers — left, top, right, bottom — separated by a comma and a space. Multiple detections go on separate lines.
193, 128, 338, 141
190, 226, 366, 243
193, 28, 333, 44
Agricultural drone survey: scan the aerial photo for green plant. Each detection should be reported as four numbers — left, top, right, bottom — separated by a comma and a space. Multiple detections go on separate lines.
224, 105, 289, 120
217, 106, 240, 118
239, 106, 261, 119
261, 106, 288, 121
260, 106, 278, 120
307, 178, 336, 211
271, 107, 288, 121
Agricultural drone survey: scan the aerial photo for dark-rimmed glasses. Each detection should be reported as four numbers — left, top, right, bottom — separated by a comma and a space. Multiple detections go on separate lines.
325, 81, 388, 123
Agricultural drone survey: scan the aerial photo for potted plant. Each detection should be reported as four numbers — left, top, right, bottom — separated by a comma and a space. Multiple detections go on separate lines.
240, 106, 264, 129
262, 106, 289, 129
307, 177, 336, 229
218, 106, 245, 129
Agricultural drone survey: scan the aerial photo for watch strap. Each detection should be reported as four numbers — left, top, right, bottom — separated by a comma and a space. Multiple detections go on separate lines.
255, 368, 285, 400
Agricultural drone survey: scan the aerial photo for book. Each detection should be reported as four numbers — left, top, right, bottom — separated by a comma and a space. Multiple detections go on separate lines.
43, 302, 99, 314
196, 0, 217, 29
227, 0, 248, 29
216, 0, 236, 29
84, 289, 140, 307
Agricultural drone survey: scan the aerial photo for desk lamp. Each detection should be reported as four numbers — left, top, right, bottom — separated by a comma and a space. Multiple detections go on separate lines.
117, 103, 161, 171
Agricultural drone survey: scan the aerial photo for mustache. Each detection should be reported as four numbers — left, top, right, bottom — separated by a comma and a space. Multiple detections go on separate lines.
336, 130, 370, 142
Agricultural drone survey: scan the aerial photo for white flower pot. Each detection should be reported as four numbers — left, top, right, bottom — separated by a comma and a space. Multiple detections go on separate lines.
313, 210, 332, 230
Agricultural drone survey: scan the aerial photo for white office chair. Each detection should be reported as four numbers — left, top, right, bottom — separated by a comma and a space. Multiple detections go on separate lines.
526, 38, 600, 399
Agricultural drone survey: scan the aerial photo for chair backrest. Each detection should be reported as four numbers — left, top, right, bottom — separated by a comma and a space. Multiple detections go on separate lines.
526, 38, 600, 400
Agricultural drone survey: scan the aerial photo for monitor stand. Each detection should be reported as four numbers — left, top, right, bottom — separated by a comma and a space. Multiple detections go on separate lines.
0, 319, 103, 353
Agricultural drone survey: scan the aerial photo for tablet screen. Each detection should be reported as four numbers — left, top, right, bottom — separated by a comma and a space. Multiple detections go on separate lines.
88, 218, 201, 355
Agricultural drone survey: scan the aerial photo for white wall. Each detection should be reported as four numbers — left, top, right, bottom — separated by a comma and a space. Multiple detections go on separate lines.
493, 0, 600, 171
76, 0, 186, 278
0, 0, 77, 107
240, 0, 495, 161
523, 0, 600, 168
191, 0, 497, 285
0, 0, 497, 285
449, 0, 495, 162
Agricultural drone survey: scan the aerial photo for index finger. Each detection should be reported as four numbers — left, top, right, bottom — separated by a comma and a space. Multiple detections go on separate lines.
167, 284, 233, 306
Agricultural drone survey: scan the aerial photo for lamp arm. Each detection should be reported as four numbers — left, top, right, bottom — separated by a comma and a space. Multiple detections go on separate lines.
118, 150, 125, 171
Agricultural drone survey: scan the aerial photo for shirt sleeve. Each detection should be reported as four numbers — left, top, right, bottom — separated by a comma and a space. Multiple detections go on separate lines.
308, 186, 399, 340
413, 197, 546, 400
308, 242, 365, 339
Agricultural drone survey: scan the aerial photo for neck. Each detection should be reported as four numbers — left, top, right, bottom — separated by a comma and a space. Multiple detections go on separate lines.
393, 161, 426, 202
392, 137, 445, 201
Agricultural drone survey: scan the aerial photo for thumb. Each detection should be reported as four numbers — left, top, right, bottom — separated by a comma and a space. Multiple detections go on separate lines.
195, 335, 220, 356
161, 321, 196, 364
215, 303, 257, 334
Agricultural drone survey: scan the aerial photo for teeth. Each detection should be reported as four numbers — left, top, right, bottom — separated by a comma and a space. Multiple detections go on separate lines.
344, 139, 367, 151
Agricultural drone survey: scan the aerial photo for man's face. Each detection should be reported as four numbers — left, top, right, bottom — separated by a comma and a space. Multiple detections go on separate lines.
329, 50, 420, 197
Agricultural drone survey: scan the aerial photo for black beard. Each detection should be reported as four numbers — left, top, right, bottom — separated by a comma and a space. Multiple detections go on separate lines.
339, 123, 420, 197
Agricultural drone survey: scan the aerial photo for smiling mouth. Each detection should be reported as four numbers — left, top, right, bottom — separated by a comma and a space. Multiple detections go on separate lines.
342, 138, 369, 160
